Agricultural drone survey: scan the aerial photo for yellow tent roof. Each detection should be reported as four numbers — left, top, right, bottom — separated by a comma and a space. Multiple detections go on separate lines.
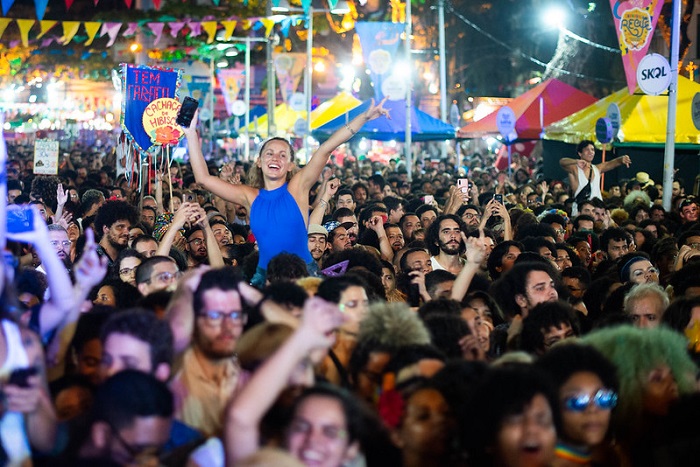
545, 76, 700, 145
248, 92, 362, 138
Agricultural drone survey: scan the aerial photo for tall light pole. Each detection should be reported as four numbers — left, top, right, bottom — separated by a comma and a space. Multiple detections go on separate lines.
438, 0, 448, 160
662, 0, 681, 211
404, 0, 412, 179
266, 0, 276, 136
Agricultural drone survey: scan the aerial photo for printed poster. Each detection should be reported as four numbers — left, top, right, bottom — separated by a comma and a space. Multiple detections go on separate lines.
33, 139, 59, 175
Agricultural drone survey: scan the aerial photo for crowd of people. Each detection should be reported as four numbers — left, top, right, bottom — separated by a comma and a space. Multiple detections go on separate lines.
1, 109, 700, 467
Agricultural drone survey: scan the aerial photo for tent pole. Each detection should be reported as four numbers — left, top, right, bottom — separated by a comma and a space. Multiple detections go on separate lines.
662, 0, 680, 211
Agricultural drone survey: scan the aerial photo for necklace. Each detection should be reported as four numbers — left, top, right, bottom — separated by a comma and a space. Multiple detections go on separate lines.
555, 441, 591, 465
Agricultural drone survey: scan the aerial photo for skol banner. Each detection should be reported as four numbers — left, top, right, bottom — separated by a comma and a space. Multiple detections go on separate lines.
121, 63, 181, 156
355, 21, 405, 102
273, 52, 305, 104
609, 0, 665, 94
217, 67, 245, 116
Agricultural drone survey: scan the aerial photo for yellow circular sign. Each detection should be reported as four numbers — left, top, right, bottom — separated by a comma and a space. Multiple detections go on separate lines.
142, 97, 184, 146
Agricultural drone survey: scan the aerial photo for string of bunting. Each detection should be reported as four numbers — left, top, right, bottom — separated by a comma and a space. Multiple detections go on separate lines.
0, 14, 307, 48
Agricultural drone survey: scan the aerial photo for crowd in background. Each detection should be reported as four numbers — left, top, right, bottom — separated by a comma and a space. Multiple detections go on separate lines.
1, 128, 700, 467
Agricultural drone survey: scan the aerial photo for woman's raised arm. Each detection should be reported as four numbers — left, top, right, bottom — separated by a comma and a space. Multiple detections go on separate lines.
182, 110, 257, 207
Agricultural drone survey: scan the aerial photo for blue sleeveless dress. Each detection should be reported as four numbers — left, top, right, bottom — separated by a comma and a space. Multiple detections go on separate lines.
250, 183, 312, 270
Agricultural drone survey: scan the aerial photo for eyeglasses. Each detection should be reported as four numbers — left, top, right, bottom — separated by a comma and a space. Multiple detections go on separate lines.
554, 229, 566, 235
188, 238, 204, 246
463, 213, 481, 220
564, 389, 618, 412
119, 267, 138, 276
690, 243, 700, 251
198, 310, 247, 326
631, 267, 659, 278
148, 271, 181, 284
50, 240, 72, 248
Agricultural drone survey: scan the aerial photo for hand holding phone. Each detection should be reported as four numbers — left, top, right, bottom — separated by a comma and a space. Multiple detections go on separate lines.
424, 195, 434, 205
493, 194, 504, 204
6, 205, 34, 234
176, 96, 199, 128
8, 367, 38, 388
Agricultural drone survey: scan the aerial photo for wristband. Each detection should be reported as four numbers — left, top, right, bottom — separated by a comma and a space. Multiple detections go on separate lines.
344, 124, 356, 136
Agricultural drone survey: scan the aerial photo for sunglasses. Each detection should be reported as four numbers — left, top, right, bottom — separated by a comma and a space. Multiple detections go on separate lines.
564, 389, 617, 412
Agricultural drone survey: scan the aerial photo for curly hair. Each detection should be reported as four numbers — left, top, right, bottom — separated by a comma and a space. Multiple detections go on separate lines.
425, 214, 467, 257
358, 302, 431, 348
580, 325, 697, 438
30, 175, 60, 213
94, 200, 138, 239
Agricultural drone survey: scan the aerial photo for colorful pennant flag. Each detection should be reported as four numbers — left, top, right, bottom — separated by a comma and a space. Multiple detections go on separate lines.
169, 21, 185, 37
61, 20, 80, 44
0, 18, 10, 38
221, 20, 237, 40
122, 22, 139, 36
37, 20, 57, 38
189, 21, 202, 37
64, 0, 73, 10
1, 0, 15, 16
217, 67, 245, 115
259, 18, 275, 37
34, 0, 49, 20
84, 21, 101, 46
147, 22, 164, 45
202, 21, 217, 44
608, 0, 665, 94
273, 52, 306, 104
100, 22, 121, 47
16, 19, 34, 47
355, 21, 406, 101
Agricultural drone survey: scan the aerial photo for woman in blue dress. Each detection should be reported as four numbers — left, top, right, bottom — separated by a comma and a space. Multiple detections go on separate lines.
183, 98, 389, 285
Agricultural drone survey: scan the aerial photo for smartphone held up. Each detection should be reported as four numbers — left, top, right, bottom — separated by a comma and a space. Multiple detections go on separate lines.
176, 96, 199, 128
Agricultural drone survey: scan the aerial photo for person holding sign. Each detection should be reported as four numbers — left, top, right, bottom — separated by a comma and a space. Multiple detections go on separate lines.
559, 140, 631, 215
183, 98, 389, 286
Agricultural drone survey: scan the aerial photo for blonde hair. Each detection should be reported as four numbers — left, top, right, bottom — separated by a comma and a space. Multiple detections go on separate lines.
247, 137, 296, 189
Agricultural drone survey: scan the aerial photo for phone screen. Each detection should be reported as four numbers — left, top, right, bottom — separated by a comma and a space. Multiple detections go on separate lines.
176, 97, 199, 127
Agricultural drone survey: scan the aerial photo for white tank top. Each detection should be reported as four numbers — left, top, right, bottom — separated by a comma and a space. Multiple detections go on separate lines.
0, 320, 32, 466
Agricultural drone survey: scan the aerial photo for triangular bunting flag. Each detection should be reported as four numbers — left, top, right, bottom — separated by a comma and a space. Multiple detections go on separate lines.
37, 20, 57, 38
211, 0, 219, 5
259, 18, 275, 37
83, 21, 101, 46
100, 22, 121, 47
122, 22, 139, 36
35, 0, 49, 20
169, 21, 184, 37
201, 21, 217, 44
1, 0, 14, 16
301, 0, 311, 14
221, 20, 236, 40
240, 19, 251, 30
327, 0, 337, 10
0, 18, 12, 39
188, 21, 202, 37
61, 21, 81, 44
17, 20, 35, 47
321, 260, 349, 277
147, 22, 164, 45
124, 0, 132, 8
64, 0, 73, 10
41, 37, 54, 47
152, 0, 160, 10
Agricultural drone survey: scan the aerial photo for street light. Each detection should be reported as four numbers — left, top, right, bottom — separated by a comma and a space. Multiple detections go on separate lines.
269, 0, 349, 159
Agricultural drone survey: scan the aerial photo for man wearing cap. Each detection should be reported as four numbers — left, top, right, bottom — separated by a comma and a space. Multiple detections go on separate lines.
307, 224, 328, 275
324, 221, 353, 253
559, 140, 631, 215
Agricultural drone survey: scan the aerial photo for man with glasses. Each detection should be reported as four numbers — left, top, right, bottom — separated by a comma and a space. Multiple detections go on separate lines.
46, 224, 73, 271
94, 200, 137, 267
135, 256, 181, 296
168, 267, 247, 436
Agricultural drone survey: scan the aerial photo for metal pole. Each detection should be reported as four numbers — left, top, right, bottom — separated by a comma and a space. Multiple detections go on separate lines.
209, 58, 215, 155
662, 0, 680, 211
305, 8, 313, 161
245, 38, 252, 161
438, 0, 448, 161
404, 0, 412, 181
266, 0, 276, 135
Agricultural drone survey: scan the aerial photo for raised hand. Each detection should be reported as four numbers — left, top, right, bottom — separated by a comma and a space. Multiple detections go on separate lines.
56, 183, 68, 207
73, 228, 108, 290
620, 154, 631, 168
326, 178, 340, 198
363, 96, 390, 121
298, 297, 346, 350
463, 230, 487, 265
219, 163, 234, 182
6, 206, 49, 245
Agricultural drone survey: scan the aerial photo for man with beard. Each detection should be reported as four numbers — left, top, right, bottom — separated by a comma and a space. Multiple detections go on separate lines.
333, 208, 359, 246
94, 200, 137, 267
169, 268, 246, 436
324, 221, 354, 253
231, 203, 249, 226
307, 224, 328, 273
426, 214, 468, 274
399, 213, 421, 243
47, 224, 73, 272
385, 223, 405, 253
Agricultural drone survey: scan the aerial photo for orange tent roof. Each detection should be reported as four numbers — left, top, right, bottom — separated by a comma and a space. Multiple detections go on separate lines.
458, 79, 597, 140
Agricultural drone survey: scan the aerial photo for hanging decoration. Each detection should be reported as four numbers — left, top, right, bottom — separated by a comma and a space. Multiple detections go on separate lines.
273, 52, 305, 104
34, 0, 48, 21
202, 21, 217, 44
217, 67, 244, 115
83, 22, 101, 46
147, 22, 165, 45
16, 20, 35, 47
100, 22, 121, 47
120, 63, 181, 157
37, 20, 56, 39
355, 21, 405, 102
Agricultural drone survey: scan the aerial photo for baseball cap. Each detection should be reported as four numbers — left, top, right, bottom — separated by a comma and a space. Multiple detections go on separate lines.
308, 224, 328, 237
